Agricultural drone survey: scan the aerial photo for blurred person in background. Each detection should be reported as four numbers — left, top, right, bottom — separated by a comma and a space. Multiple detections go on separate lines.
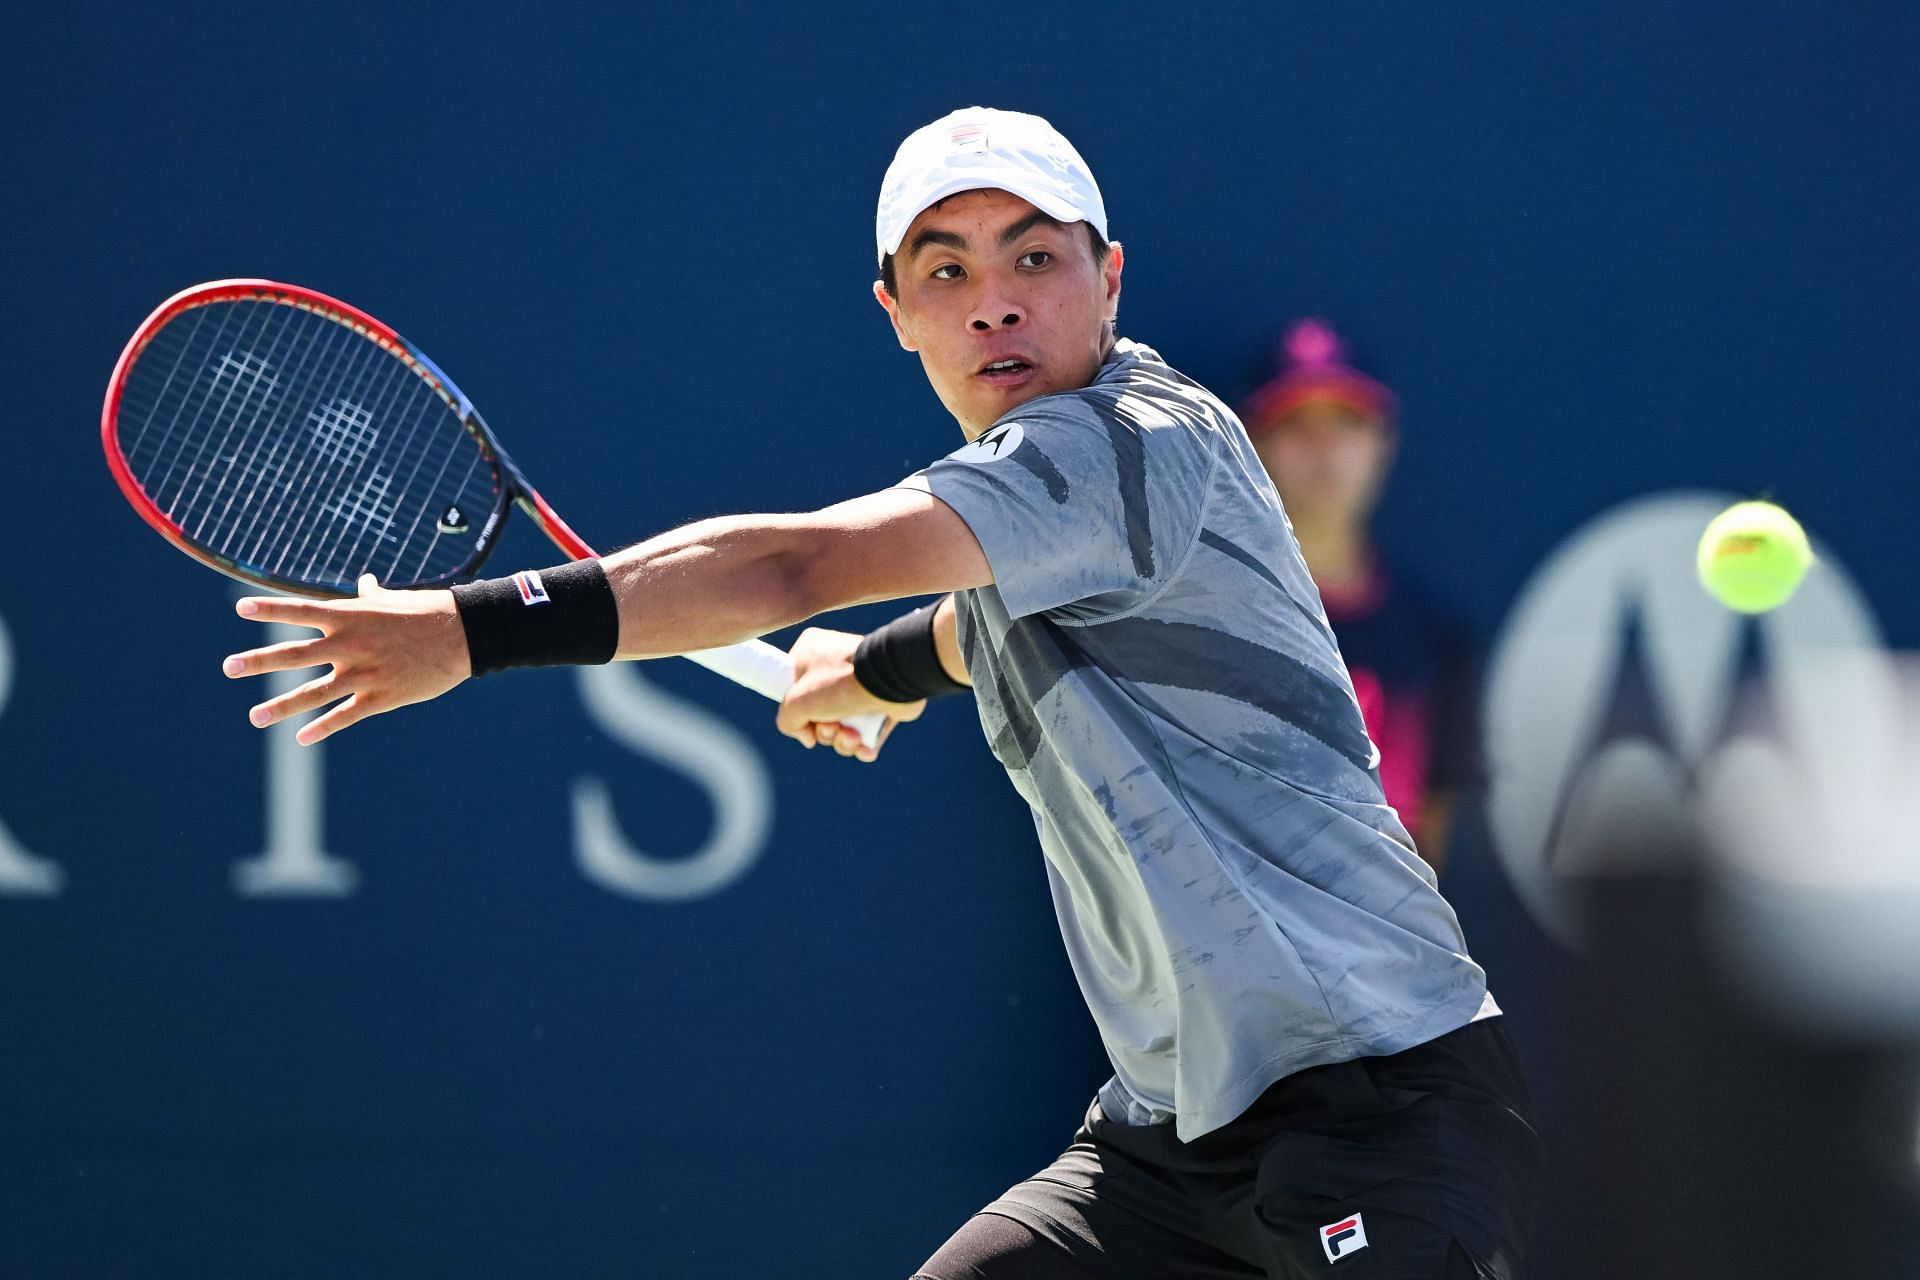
1244, 321, 1483, 872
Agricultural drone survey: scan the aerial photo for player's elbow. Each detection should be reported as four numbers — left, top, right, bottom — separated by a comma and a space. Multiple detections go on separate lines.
767, 486, 993, 621
782, 542, 869, 622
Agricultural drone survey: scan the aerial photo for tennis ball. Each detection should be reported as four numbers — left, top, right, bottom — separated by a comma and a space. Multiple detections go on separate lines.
1696, 500, 1814, 613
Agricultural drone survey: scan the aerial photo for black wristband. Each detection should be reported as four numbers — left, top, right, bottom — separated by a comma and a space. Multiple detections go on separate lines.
451, 559, 620, 677
852, 603, 969, 704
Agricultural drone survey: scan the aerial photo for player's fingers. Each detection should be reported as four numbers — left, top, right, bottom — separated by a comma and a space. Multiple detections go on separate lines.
295, 693, 370, 746
848, 717, 900, 764
235, 595, 336, 629
247, 673, 341, 728
773, 701, 819, 746
222, 637, 329, 679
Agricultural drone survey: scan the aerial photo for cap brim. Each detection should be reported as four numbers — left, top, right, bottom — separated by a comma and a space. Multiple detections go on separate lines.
879, 174, 1096, 261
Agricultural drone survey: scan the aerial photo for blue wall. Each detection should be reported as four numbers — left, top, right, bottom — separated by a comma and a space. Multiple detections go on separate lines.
4, 2, 1916, 1275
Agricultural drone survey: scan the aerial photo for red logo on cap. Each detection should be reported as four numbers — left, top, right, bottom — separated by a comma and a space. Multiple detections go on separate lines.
948, 124, 989, 152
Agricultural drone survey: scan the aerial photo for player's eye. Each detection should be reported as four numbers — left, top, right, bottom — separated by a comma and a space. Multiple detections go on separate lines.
1017, 250, 1053, 269
929, 263, 965, 281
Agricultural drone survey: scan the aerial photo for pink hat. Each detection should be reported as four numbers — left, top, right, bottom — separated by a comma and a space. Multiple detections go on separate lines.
1244, 320, 1396, 431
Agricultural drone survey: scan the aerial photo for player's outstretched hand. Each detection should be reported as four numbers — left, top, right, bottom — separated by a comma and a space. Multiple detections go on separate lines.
222, 574, 470, 746
778, 626, 923, 763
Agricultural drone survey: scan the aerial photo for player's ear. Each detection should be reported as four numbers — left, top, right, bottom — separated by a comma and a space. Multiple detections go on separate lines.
1101, 241, 1124, 324
874, 280, 918, 353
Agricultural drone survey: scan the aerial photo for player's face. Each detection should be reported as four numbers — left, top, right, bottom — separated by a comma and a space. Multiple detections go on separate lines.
876, 189, 1123, 439
1253, 397, 1395, 523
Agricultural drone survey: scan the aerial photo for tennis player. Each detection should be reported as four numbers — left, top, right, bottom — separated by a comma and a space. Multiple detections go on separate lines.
223, 107, 1540, 1278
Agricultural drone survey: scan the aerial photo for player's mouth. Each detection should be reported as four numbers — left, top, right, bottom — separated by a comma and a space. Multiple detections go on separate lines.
975, 356, 1035, 387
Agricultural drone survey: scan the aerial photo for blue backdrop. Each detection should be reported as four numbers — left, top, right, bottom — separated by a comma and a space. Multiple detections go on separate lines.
4, 2, 1916, 1275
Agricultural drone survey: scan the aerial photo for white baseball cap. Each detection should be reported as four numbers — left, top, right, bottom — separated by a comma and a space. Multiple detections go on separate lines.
875, 107, 1107, 265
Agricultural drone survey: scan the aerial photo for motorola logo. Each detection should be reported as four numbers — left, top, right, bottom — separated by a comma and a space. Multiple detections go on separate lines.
1481, 491, 1892, 949
950, 422, 1024, 463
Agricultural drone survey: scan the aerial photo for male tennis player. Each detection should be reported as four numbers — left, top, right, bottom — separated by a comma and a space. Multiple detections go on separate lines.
224, 107, 1539, 1278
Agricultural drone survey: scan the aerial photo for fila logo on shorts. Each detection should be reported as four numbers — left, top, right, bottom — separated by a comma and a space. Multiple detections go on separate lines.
1320, 1213, 1369, 1262
513, 570, 550, 606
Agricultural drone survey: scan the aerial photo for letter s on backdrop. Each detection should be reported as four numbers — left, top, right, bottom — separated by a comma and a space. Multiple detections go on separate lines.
571, 663, 775, 901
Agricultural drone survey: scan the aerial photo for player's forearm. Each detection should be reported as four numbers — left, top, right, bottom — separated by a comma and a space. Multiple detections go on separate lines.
596, 488, 991, 661
931, 594, 971, 687
599, 513, 832, 659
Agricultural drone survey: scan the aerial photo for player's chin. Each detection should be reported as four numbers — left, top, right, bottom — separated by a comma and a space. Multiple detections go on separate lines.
970, 374, 1055, 420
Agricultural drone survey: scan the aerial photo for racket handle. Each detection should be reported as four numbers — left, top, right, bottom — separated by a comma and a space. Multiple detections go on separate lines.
682, 640, 889, 751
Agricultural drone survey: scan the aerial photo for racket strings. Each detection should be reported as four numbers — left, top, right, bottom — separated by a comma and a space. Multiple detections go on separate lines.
172, 303, 306, 528
226, 314, 373, 570
302, 326, 476, 585
274, 315, 426, 582
113, 296, 501, 592
384, 414, 490, 584
192, 303, 360, 554
142, 302, 386, 578
138, 300, 264, 507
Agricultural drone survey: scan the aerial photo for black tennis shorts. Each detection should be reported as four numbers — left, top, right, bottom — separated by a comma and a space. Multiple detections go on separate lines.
917, 1018, 1541, 1279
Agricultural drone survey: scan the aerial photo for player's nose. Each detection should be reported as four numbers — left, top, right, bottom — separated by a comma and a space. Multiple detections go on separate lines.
969, 308, 1024, 332
968, 284, 1024, 331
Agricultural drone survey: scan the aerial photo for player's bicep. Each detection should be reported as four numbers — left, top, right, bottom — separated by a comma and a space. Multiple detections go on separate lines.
794, 484, 992, 610
907, 409, 1215, 620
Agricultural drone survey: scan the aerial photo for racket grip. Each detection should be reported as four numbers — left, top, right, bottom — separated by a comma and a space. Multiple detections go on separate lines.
682, 640, 889, 751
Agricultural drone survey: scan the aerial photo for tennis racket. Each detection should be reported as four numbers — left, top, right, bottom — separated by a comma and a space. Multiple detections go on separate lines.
101, 278, 884, 747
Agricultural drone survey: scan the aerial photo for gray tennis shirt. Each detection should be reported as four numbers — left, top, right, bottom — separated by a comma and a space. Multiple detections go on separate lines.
904, 339, 1493, 1141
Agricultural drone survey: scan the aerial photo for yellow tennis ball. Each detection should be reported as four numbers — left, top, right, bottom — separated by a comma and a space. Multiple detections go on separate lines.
1696, 500, 1815, 613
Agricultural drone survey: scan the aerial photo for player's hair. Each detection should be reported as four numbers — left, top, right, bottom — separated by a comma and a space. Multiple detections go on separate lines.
877, 220, 1112, 299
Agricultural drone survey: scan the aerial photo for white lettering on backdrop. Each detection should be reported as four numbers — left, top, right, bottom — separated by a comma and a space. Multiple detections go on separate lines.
232, 608, 359, 896
0, 607, 64, 894
571, 663, 774, 901
0, 599, 777, 900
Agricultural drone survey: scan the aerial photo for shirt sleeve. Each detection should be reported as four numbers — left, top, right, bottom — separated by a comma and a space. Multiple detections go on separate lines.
904, 389, 1216, 622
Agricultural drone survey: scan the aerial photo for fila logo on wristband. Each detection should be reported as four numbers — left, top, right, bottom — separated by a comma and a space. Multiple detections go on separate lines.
513, 571, 550, 606
1320, 1214, 1369, 1262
